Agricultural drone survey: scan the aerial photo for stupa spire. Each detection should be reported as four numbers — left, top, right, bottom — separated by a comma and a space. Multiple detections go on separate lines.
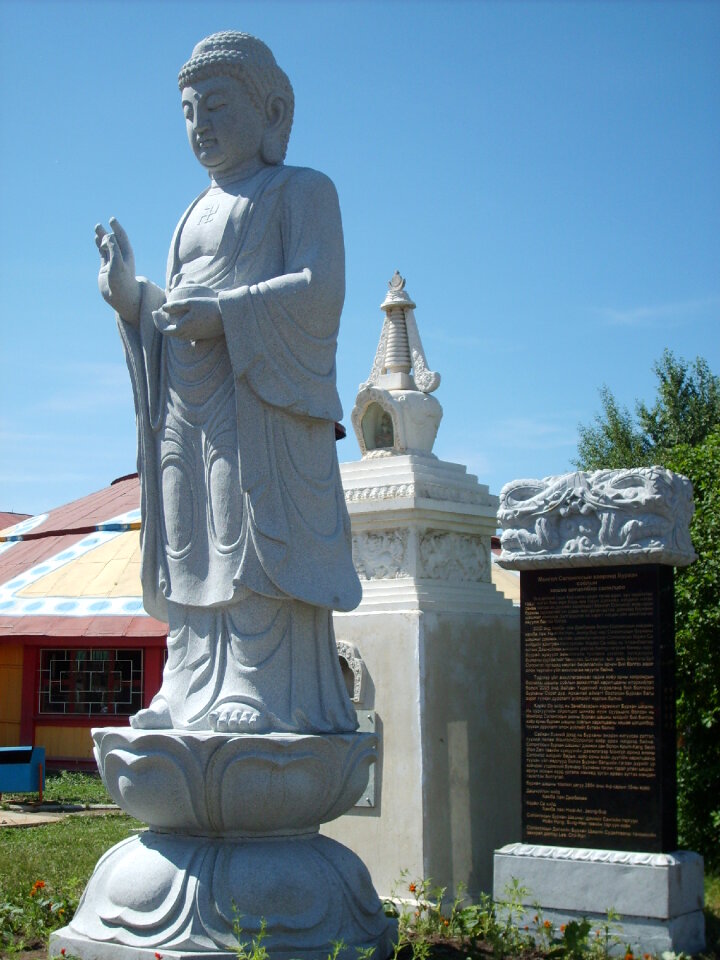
361, 271, 440, 394
352, 272, 443, 457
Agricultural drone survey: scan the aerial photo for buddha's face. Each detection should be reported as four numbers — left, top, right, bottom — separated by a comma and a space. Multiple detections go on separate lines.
182, 76, 267, 178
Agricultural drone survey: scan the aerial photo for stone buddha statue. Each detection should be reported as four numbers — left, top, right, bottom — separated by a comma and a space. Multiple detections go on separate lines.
95, 31, 360, 735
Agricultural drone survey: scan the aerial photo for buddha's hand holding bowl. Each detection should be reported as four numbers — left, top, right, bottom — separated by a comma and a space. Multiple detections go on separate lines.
153, 283, 223, 340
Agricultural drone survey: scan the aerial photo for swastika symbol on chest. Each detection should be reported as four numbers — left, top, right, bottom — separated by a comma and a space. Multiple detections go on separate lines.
198, 201, 220, 225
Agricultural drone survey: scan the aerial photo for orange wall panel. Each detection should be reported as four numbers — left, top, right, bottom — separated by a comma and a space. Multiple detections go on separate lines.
34, 725, 95, 761
0, 644, 23, 727
0, 721, 21, 746
0, 645, 23, 667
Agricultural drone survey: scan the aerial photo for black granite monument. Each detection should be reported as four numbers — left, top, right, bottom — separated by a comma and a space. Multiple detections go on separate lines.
521, 563, 676, 852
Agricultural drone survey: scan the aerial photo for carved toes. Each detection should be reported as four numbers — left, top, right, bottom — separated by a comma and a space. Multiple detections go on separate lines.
208, 703, 269, 734
130, 697, 172, 730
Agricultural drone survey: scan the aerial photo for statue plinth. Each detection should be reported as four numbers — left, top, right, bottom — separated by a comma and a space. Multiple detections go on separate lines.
50, 728, 393, 959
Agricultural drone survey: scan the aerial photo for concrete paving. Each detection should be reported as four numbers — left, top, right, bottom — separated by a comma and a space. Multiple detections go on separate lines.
0, 803, 119, 828
0, 808, 63, 827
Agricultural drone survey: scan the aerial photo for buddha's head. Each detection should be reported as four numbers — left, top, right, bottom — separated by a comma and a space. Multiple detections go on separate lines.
178, 32, 294, 177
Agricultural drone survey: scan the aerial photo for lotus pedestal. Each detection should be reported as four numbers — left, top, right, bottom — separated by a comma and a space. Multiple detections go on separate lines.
49, 729, 394, 960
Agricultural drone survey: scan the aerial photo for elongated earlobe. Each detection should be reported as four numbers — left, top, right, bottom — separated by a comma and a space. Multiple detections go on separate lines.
261, 94, 289, 164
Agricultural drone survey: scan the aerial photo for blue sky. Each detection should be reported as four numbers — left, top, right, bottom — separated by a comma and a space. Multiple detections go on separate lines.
1, 0, 718, 516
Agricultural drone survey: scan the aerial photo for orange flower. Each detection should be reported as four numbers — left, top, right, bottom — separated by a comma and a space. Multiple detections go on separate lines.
523, 926, 529, 931
625, 953, 634, 960
644, 954, 652, 959
533, 915, 539, 923
560, 925, 566, 932
154, 954, 163, 960
443, 919, 450, 927
544, 920, 551, 929
409, 883, 417, 893
414, 910, 420, 918
34, 880, 45, 889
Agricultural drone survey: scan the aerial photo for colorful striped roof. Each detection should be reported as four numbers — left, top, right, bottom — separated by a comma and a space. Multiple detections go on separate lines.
0, 476, 166, 639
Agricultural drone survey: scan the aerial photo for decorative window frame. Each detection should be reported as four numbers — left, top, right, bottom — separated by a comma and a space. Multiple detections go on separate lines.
37, 647, 144, 718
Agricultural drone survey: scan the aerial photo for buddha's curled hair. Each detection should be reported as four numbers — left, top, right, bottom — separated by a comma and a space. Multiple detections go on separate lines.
178, 31, 294, 164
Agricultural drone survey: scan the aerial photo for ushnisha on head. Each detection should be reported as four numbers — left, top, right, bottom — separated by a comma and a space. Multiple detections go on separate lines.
178, 31, 294, 166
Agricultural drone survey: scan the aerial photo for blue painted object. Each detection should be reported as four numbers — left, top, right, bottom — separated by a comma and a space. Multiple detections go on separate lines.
0, 746, 46, 800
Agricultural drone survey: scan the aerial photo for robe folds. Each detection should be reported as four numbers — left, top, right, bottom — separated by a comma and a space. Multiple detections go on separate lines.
117, 164, 360, 732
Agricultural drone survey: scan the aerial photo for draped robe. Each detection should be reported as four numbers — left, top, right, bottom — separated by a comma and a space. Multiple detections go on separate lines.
118, 164, 360, 732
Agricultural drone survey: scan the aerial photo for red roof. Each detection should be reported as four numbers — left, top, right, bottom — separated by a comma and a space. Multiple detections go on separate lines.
0, 512, 30, 532
0, 476, 167, 640
13, 476, 141, 540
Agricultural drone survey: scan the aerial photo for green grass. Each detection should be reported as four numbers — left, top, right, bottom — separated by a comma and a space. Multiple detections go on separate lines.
0, 814, 141, 952
705, 872, 720, 958
0, 815, 138, 898
2, 770, 112, 807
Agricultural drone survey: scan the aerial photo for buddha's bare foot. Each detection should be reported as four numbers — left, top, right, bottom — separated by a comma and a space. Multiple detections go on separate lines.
130, 696, 172, 729
209, 702, 270, 734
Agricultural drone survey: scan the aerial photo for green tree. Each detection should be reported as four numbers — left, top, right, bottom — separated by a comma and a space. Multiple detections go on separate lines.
575, 350, 720, 470
667, 430, 720, 862
576, 351, 720, 865
575, 386, 651, 470
638, 351, 720, 452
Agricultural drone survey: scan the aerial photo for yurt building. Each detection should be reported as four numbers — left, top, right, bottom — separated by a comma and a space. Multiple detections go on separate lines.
0, 475, 166, 768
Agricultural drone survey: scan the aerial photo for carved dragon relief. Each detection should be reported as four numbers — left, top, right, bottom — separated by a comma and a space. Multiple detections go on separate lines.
498, 467, 697, 567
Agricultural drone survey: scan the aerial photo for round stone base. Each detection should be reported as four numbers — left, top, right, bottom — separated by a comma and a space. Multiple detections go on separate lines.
93, 727, 378, 834
50, 830, 395, 960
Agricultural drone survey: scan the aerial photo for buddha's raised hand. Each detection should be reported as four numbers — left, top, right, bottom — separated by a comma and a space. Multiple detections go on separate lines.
94, 218, 141, 325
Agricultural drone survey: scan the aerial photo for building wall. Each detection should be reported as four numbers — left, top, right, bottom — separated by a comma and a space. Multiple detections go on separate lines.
0, 643, 23, 745
0, 638, 166, 763
34, 725, 95, 762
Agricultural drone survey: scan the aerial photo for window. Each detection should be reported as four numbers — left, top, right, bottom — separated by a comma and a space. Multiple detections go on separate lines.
38, 648, 143, 717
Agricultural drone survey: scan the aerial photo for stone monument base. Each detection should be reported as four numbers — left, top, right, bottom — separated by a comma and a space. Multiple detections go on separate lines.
49, 727, 394, 960
493, 843, 705, 956
50, 832, 394, 960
